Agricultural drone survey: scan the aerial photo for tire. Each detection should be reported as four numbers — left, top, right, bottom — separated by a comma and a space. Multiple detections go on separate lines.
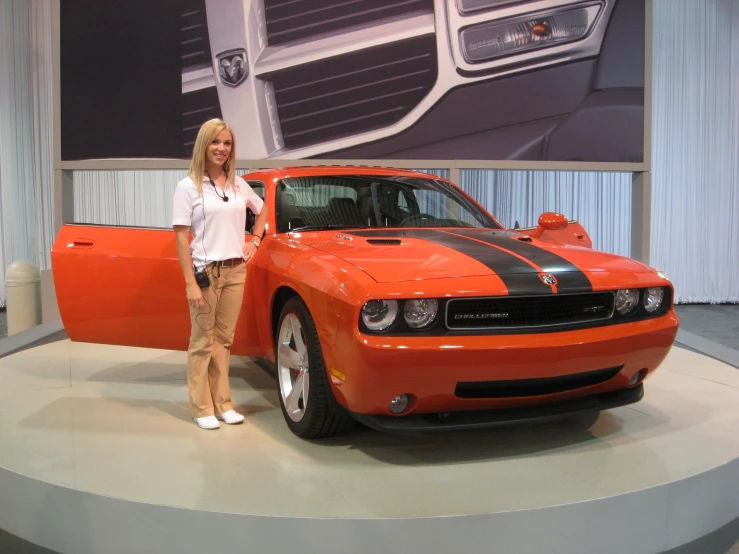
275, 297, 354, 438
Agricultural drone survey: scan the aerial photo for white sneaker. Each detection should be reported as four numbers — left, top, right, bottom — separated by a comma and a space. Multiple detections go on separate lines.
193, 415, 220, 430
215, 410, 244, 425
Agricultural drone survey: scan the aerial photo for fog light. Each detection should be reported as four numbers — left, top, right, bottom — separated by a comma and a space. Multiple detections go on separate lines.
629, 369, 648, 386
389, 394, 409, 414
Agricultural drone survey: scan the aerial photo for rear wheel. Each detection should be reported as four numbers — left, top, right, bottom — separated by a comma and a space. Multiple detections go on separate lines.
275, 297, 353, 438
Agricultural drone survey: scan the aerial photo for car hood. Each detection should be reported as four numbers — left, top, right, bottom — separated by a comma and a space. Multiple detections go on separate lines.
297, 228, 652, 288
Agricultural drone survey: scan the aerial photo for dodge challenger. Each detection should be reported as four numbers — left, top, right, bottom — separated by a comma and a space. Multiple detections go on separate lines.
52, 166, 678, 438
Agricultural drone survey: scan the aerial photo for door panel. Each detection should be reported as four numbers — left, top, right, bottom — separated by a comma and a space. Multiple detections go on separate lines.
53, 225, 192, 351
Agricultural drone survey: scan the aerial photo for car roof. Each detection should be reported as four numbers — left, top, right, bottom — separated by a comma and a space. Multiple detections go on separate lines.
242, 166, 446, 181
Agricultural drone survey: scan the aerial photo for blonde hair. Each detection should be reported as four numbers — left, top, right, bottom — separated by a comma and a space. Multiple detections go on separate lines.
188, 118, 237, 195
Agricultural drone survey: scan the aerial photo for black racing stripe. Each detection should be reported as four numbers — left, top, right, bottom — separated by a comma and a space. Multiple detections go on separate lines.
349, 229, 551, 295
451, 229, 593, 293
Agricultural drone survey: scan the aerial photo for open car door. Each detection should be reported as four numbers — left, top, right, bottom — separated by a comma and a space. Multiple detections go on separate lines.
52, 224, 191, 351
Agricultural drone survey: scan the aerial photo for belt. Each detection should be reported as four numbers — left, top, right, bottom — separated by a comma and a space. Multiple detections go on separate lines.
212, 257, 244, 268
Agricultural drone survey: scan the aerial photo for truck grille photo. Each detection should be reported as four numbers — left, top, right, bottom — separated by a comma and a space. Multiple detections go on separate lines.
267, 35, 438, 149
264, 0, 435, 46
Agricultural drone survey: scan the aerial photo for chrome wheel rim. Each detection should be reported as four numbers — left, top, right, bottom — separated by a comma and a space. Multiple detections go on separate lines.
277, 313, 310, 423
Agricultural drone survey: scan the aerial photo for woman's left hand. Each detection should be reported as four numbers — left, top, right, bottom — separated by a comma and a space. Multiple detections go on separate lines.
242, 241, 258, 263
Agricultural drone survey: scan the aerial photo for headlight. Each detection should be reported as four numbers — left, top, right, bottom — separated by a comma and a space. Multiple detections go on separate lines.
643, 287, 666, 313
403, 299, 439, 329
361, 300, 398, 331
615, 289, 639, 315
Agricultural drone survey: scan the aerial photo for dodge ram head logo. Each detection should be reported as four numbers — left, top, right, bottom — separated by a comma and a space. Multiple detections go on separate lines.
217, 49, 248, 87
540, 274, 557, 285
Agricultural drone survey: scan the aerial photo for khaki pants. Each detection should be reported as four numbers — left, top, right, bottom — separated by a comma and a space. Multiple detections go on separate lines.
187, 262, 246, 418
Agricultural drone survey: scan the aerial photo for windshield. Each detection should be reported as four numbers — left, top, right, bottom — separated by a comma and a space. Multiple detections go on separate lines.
275, 175, 500, 233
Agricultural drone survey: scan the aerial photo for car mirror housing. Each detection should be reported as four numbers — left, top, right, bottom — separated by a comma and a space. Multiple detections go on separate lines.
532, 212, 569, 238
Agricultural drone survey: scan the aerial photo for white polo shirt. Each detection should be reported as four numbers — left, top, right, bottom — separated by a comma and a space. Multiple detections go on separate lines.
172, 175, 264, 270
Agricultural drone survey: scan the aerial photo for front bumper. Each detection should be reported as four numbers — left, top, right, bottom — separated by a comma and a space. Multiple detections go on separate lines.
323, 311, 678, 416
350, 383, 644, 433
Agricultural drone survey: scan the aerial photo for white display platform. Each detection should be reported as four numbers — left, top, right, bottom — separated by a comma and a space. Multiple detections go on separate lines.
0, 340, 738, 554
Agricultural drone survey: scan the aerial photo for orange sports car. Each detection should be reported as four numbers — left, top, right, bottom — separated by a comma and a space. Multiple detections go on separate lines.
52, 167, 679, 438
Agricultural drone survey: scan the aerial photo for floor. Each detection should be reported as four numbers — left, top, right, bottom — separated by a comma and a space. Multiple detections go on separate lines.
0, 304, 736, 553
673, 304, 739, 354
3, 340, 738, 519
1, 335, 738, 554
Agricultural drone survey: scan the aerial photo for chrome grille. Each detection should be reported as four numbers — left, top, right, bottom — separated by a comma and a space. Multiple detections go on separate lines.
264, 0, 434, 46
268, 36, 437, 149
181, 0, 212, 72
446, 292, 615, 330
182, 88, 222, 157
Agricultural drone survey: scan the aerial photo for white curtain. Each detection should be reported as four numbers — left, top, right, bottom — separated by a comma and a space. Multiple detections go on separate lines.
651, 0, 739, 302
459, 170, 632, 257
73, 169, 264, 228
73, 168, 631, 256
0, 0, 55, 307
74, 170, 183, 229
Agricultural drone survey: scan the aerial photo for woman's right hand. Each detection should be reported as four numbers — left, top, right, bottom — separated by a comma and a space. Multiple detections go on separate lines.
186, 283, 205, 309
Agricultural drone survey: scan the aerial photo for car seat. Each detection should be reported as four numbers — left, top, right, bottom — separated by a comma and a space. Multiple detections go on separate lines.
326, 197, 364, 227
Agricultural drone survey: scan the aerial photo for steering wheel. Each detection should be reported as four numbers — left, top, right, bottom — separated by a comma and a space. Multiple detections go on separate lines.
399, 214, 436, 227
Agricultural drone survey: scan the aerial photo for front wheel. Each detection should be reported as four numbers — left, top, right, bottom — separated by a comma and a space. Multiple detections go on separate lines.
275, 297, 353, 438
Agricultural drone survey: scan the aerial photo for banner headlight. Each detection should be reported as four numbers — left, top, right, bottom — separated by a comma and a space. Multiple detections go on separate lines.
460, 4, 603, 63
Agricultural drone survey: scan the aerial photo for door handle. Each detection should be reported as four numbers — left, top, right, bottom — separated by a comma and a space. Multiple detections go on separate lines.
68, 238, 95, 249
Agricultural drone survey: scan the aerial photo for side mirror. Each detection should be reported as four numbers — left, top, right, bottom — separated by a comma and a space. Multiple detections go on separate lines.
532, 212, 568, 238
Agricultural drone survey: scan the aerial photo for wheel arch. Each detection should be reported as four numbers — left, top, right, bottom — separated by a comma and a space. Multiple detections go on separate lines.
272, 290, 355, 438
271, 285, 300, 348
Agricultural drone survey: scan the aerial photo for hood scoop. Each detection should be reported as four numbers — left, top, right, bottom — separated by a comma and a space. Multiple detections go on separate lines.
366, 239, 402, 245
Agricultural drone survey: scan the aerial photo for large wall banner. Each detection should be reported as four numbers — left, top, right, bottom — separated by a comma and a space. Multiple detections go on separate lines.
61, 0, 646, 163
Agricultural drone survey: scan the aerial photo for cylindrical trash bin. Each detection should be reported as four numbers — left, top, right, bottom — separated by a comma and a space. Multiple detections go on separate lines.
5, 260, 42, 336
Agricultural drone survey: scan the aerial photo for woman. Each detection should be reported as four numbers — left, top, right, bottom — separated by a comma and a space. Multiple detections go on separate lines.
172, 119, 267, 430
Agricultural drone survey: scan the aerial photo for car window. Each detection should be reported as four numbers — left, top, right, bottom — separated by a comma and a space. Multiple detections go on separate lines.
297, 184, 356, 207
275, 175, 499, 233
397, 192, 410, 214
245, 180, 265, 232
413, 189, 481, 227
246, 180, 265, 200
